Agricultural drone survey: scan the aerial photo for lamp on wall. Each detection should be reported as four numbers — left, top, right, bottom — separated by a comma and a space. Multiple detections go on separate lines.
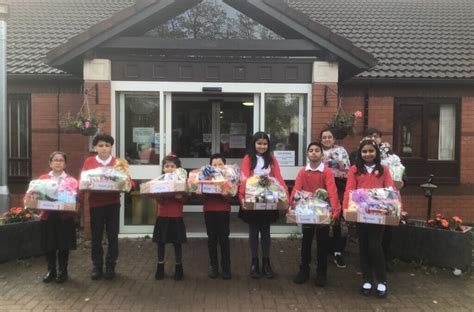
242, 100, 254, 106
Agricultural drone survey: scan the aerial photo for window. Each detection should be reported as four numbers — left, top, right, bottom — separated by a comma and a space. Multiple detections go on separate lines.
265, 94, 307, 167
394, 98, 460, 184
7, 95, 31, 182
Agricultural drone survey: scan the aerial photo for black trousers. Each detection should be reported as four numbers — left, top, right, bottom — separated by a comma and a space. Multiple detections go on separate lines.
331, 178, 347, 253
300, 224, 329, 274
356, 223, 386, 283
382, 226, 392, 262
90, 203, 120, 268
46, 250, 69, 272
248, 221, 271, 258
204, 211, 230, 271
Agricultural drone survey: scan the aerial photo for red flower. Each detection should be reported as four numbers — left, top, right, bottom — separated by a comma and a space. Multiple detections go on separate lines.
452, 216, 462, 224
440, 219, 449, 228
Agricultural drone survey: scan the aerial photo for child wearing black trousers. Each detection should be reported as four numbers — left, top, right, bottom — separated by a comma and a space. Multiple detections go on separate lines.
203, 153, 232, 280
153, 154, 187, 281
291, 142, 340, 286
238, 132, 289, 279
343, 139, 395, 298
39, 151, 77, 283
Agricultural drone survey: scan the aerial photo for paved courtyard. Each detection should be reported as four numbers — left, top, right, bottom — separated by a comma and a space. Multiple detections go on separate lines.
0, 237, 473, 311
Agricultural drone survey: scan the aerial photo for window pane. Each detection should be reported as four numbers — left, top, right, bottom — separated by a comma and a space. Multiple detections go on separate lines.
219, 101, 253, 159
397, 105, 423, 157
265, 94, 307, 166
123, 94, 160, 165
124, 180, 157, 226
430, 104, 456, 160
8, 96, 31, 178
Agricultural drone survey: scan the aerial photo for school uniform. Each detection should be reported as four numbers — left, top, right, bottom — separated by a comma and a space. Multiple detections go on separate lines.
82, 155, 121, 271
343, 164, 394, 285
203, 194, 231, 274
39, 172, 77, 278
153, 197, 187, 244
290, 163, 340, 276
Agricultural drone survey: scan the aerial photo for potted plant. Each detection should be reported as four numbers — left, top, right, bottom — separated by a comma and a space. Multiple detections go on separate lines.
391, 212, 472, 271
326, 105, 362, 140
60, 110, 106, 136
0, 207, 43, 263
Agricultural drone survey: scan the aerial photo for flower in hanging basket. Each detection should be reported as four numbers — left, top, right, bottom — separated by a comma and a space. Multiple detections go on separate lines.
60, 111, 106, 133
326, 109, 363, 139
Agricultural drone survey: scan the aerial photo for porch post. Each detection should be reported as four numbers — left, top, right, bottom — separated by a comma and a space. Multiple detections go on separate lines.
82, 58, 112, 239
311, 61, 339, 141
0, 4, 9, 213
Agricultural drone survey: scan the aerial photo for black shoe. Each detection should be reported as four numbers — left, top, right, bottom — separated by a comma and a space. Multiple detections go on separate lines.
315, 274, 327, 287
174, 264, 183, 281
91, 267, 103, 280
293, 265, 310, 284
208, 265, 218, 279
360, 283, 372, 296
376, 283, 388, 298
104, 266, 116, 280
55, 271, 68, 283
261, 258, 274, 279
334, 254, 346, 268
155, 263, 164, 280
42, 271, 56, 283
250, 258, 260, 279
221, 269, 232, 280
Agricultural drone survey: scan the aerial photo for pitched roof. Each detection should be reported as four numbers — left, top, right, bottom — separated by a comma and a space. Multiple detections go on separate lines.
5, 0, 474, 80
287, 0, 474, 80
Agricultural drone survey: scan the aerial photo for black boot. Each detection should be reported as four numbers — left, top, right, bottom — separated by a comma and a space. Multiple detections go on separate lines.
315, 273, 327, 287
43, 251, 56, 283
56, 250, 69, 283
155, 262, 164, 280
261, 258, 274, 279
293, 265, 310, 284
104, 264, 116, 280
250, 258, 260, 279
174, 263, 183, 281
91, 266, 103, 280
208, 264, 218, 279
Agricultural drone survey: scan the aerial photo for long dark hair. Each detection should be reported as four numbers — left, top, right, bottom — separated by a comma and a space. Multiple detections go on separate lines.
355, 139, 384, 177
161, 154, 181, 174
248, 131, 273, 170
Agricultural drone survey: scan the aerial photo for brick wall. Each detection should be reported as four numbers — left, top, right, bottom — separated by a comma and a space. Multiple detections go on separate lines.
311, 83, 474, 223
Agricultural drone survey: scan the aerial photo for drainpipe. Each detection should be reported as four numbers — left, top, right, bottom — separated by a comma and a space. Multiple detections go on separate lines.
0, 3, 9, 213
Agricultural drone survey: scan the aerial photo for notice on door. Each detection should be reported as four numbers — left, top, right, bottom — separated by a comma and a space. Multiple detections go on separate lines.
273, 150, 295, 166
229, 135, 246, 148
133, 127, 155, 144
203, 133, 212, 143
230, 123, 247, 135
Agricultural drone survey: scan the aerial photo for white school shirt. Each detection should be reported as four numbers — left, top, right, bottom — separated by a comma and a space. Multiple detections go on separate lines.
254, 155, 271, 175
95, 155, 112, 166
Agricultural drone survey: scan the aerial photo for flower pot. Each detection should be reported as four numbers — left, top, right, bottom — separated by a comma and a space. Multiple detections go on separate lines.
391, 220, 472, 270
80, 127, 98, 136
0, 219, 44, 263
331, 129, 348, 140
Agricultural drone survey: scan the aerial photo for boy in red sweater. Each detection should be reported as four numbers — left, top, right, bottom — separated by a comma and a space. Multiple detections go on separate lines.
291, 142, 340, 286
203, 154, 232, 280
81, 134, 121, 280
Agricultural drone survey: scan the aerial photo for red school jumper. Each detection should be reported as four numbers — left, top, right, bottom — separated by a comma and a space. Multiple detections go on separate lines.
203, 194, 231, 213
238, 155, 289, 202
290, 164, 341, 219
156, 197, 187, 217
81, 156, 120, 208
342, 165, 395, 210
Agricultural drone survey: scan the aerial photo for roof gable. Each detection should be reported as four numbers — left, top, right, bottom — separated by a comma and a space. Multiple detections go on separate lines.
45, 0, 376, 73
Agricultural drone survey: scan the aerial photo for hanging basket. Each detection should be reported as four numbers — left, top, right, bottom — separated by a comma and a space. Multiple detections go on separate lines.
80, 127, 98, 136
331, 128, 348, 140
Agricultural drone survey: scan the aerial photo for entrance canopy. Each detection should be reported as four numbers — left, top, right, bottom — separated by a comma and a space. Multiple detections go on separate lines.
46, 0, 376, 76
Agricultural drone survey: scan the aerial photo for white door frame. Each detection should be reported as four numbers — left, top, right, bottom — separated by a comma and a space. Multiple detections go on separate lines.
112, 81, 312, 235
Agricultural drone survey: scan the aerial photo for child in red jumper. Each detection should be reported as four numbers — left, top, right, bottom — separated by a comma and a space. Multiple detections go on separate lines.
81, 134, 121, 280
343, 139, 395, 298
203, 153, 232, 280
291, 142, 340, 287
238, 132, 289, 279
153, 154, 187, 281
39, 151, 77, 284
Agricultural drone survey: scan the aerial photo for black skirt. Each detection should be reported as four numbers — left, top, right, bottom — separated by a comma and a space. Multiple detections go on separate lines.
152, 217, 187, 244
238, 208, 280, 224
40, 212, 77, 252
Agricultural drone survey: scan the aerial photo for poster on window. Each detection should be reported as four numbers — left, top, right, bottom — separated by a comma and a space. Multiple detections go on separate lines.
133, 127, 155, 144
273, 150, 295, 166
220, 133, 229, 144
230, 123, 247, 135
229, 135, 246, 148
203, 133, 212, 143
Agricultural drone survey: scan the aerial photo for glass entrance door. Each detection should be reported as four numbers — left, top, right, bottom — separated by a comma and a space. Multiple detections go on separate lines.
171, 93, 254, 234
